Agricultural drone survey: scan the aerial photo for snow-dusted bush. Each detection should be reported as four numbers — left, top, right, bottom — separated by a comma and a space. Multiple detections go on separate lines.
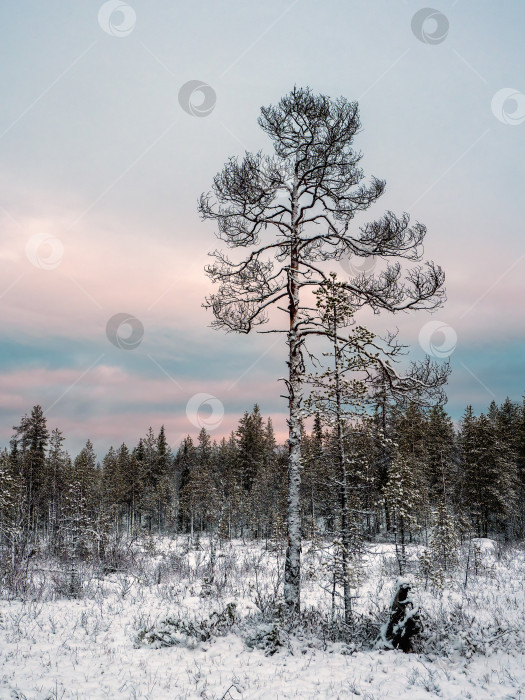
51, 562, 84, 599
135, 602, 238, 648
243, 622, 285, 655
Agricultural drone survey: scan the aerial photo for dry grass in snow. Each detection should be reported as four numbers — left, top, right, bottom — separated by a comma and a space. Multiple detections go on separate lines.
1, 537, 525, 699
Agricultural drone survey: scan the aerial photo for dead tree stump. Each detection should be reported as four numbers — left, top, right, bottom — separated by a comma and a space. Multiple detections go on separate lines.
383, 578, 421, 652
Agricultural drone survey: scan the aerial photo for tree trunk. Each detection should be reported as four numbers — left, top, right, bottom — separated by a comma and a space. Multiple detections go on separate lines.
339, 452, 353, 624
333, 307, 352, 625
285, 324, 302, 613
311, 488, 316, 537
400, 515, 406, 572
284, 175, 302, 614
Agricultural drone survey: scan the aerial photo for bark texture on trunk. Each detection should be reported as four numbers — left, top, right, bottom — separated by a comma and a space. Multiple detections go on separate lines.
284, 177, 302, 613
333, 306, 353, 625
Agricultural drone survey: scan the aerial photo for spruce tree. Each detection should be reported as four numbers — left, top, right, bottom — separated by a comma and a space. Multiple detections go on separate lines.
175, 436, 197, 532
516, 397, 525, 537
459, 407, 518, 537
383, 451, 423, 574
426, 405, 456, 501
12, 405, 50, 541
154, 426, 174, 532
236, 405, 266, 493
45, 428, 70, 551
216, 433, 242, 539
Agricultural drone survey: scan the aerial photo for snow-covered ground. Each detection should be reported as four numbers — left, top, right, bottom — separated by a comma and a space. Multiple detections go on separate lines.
1, 538, 524, 699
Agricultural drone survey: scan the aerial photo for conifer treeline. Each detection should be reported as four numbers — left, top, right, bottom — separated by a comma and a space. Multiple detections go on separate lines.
1, 397, 525, 562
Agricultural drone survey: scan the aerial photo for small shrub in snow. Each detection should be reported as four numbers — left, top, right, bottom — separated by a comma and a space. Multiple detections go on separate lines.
167, 549, 191, 579
199, 574, 214, 598
51, 563, 85, 599
419, 596, 525, 658
135, 602, 237, 648
243, 622, 285, 656
240, 603, 380, 656
418, 548, 447, 593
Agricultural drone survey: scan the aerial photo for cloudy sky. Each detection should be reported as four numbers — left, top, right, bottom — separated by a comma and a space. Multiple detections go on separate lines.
1, 0, 524, 456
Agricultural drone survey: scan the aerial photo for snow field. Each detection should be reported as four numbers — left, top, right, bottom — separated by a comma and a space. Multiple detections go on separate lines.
1, 538, 524, 699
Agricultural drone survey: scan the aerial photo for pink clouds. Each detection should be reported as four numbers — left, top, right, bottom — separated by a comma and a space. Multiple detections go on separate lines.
0, 362, 289, 454
3, 201, 523, 356
0, 209, 212, 340
0, 209, 291, 454
1, 197, 523, 457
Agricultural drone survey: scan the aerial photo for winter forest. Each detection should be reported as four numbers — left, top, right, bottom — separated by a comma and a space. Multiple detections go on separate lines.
4, 396, 525, 582
2, 3, 525, 699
